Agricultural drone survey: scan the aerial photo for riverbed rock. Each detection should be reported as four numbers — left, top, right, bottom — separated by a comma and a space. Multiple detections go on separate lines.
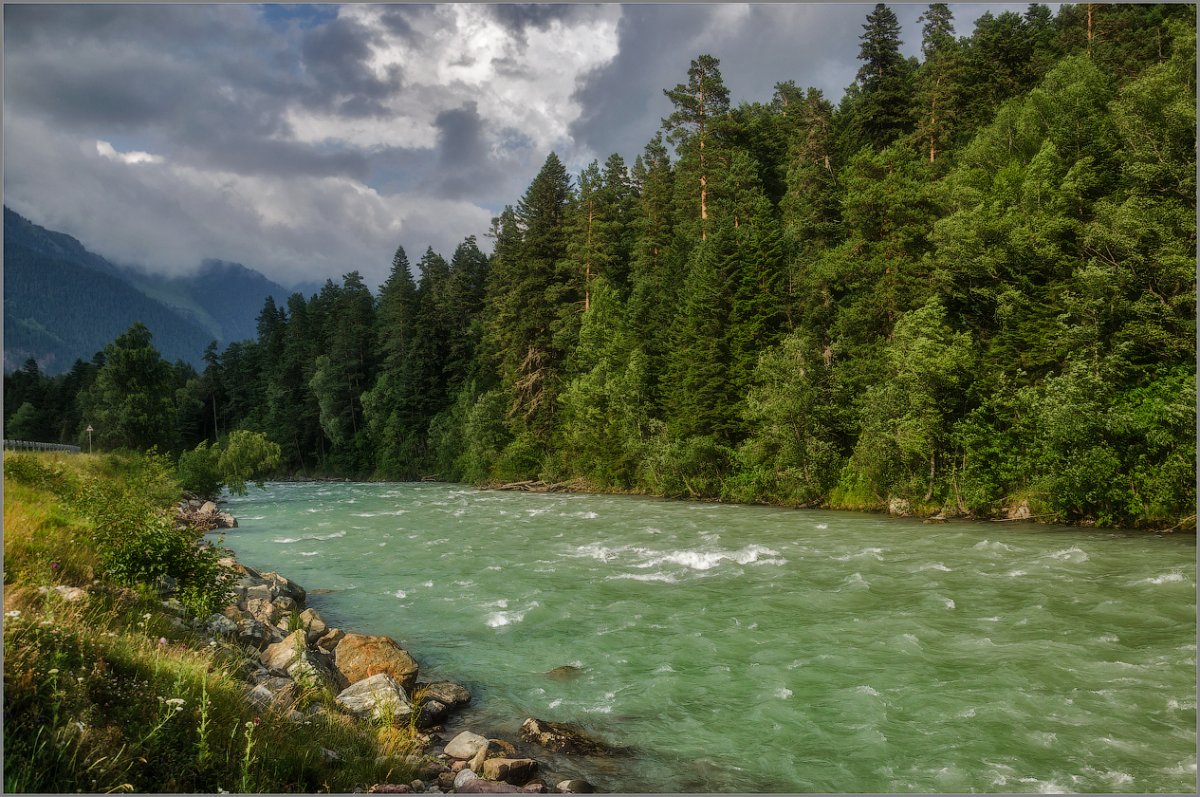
215, 512, 238, 528
262, 571, 306, 605
416, 699, 449, 729
335, 633, 419, 689
481, 759, 537, 786
420, 681, 471, 709
273, 595, 297, 612
317, 627, 346, 652
545, 665, 583, 680
199, 500, 218, 515
518, 718, 614, 756
554, 780, 594, 794
445, 731, 489, 760
335, 673, 413, 722
468, 743, 489, 774
488, 739, 518, 757
453, 770, 479, 790
301, 607, 328, 644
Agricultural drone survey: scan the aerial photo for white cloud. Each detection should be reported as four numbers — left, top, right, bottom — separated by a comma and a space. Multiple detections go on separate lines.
95, 139, 165, 165
8, 116, 492, 288
286, 4, 622, 155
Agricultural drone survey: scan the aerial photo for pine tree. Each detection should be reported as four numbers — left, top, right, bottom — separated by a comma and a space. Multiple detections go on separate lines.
663, 54, 731, 240
914, 3, 964, 162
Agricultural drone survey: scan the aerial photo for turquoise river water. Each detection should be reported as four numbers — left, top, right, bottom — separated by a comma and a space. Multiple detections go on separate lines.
219, 482, 1196, 793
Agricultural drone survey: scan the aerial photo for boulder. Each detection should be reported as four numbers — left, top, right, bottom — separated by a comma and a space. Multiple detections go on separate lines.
316, 627, 346, 652
239, 617, 283, 650
420, 681, 471, 709
468, 743, 489, 774
481, 759, 538, 786
545, 665, 583, 680
273, 595, 297, 612
436, 772, 456, 792
518, 718, 614, 756
488, 739, 518, 758
335, 673, 413, 722
555, 780, 594, 794
262, 630, 335, 689
334, 633, 419, 689
452, 770, 478, 790
416, 699, 449, 729
40, 585, 88, 603
242, 582, 274, 603
262, 571, 306, 605
300, 607, 328, 644
207, 613, 239, 636
445, 731, 489, 760
215, 512, 238, 529
245, 597, 280, 625
199, 500, 218, 515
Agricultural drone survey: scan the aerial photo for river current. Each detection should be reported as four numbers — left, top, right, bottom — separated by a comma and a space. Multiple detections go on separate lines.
219, 482, 1196, 793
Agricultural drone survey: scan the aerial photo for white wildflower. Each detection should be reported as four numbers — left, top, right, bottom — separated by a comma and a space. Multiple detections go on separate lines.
4, 610, 20, 618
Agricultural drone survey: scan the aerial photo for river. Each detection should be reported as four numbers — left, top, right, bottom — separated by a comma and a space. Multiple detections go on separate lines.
219, 482, 1196, 793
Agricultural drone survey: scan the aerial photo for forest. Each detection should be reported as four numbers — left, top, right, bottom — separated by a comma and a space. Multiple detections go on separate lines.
5, 3, 1196, 529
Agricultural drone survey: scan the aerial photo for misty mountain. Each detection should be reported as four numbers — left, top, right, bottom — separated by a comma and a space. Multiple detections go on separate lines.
3, 207, 291, 373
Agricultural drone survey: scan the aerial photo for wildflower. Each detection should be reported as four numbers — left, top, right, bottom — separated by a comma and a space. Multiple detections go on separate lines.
5, 610, 20, 618
77, 677, 85, 683
142, 613, 152, 620
165, 698, 184, 706
158, 637, 168, 646
50, 561, 60, 571
48, 668, 59, 675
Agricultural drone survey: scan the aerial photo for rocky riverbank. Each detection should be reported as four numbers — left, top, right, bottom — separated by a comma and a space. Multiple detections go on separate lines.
188, 501, 610, 794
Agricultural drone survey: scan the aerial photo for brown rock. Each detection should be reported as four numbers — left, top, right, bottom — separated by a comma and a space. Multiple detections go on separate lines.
518, 718, 614, 756
456, 781, 545, 794
316, 627, 346, 652
488, 739, 518, 757
334, 633, 419, 689
481, 758, 538, 786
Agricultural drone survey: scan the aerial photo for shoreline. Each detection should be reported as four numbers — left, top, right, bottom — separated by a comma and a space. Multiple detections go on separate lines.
206, 504, 610, 795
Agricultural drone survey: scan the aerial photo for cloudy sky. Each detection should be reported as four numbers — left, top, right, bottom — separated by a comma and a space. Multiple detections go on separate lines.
4, 2, 1008, 290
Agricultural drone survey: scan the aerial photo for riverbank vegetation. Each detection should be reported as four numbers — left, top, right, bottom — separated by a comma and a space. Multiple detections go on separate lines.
2, 451, 418, 792
4, 4, 1194, 529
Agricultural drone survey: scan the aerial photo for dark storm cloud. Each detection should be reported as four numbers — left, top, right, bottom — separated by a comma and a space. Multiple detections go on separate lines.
299, 15, 400, 107
489, 3, 592, 36
430, 102, 509, 199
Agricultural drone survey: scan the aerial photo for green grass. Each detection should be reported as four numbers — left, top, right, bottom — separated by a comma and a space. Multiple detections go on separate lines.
3, 451, 423, 793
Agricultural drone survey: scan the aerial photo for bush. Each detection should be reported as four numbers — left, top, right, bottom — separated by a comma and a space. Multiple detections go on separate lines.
177, 431, 282, 499
176, 442, 222, 498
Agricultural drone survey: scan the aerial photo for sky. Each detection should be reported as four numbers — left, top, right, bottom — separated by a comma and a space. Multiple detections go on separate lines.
3, 2, 1012, 290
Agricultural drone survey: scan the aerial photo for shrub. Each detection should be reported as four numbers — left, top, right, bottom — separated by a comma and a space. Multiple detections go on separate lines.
177, 431, 282, 499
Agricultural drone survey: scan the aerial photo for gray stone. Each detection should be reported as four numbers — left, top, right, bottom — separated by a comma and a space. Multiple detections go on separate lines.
518, 718, 615, 756
247, 684, 274, 707
417, 699, 448, 729
301, 607, 328, 644
335, 673, 413, 722
444, 731, 489, 760
207, 613, 239, 635
452, 770, 478, 790
273, 595, 297, 612
481, 758, 537, 786
317, 627, 346, 652
215, 512, 238, 529
420, 681, 471, 709
199, 500, 218, 515
555, 780, 594, 794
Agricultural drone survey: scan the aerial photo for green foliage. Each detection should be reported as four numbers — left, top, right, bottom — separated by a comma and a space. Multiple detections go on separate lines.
177, 431, 281, 498
176, 442, 223, 498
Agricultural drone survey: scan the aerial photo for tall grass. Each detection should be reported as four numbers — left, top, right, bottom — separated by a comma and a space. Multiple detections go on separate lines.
3, 451, 422, 793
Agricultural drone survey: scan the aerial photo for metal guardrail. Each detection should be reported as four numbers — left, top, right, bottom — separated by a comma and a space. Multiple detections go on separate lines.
2, 439, 82, 453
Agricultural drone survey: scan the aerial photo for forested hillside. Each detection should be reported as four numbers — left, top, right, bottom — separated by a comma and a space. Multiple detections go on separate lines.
3, 209, 291, 372
9, 4, 1195, 528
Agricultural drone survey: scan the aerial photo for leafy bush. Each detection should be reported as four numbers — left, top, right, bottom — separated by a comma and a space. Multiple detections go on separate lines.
177, 431, 281, 499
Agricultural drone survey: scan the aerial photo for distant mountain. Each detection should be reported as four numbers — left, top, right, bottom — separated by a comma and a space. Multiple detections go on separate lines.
3, 207, 292, 373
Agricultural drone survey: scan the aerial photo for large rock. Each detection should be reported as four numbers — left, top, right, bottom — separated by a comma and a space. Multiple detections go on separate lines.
336, 673, 413, 722
199, 500, 218, 515
262, 630, 336, 689
335, 633, 419, 689
481, 759, 538, 786
444, 731, 489, 760
420, 681, 471, 709
453, 769, 479, 790
215, 512, 238, 529
300, 607, 328, 644
416, 699, 449, 729
518, 718, 614, 756
238, 617, 282, 650
245, 596, 280, 626
262, 571, 306, 605
207, 613, 239, 636
316, 627, 346, 652
555, 780, 595, 794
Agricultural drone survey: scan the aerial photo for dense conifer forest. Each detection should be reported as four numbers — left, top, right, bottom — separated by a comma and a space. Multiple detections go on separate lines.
6, 4, 1196, 528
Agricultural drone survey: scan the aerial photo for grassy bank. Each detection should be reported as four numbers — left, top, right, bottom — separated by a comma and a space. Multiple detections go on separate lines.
2, 451, 420, 793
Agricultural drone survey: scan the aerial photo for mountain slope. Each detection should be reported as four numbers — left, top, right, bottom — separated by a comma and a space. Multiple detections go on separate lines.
3, 208, 291, 373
